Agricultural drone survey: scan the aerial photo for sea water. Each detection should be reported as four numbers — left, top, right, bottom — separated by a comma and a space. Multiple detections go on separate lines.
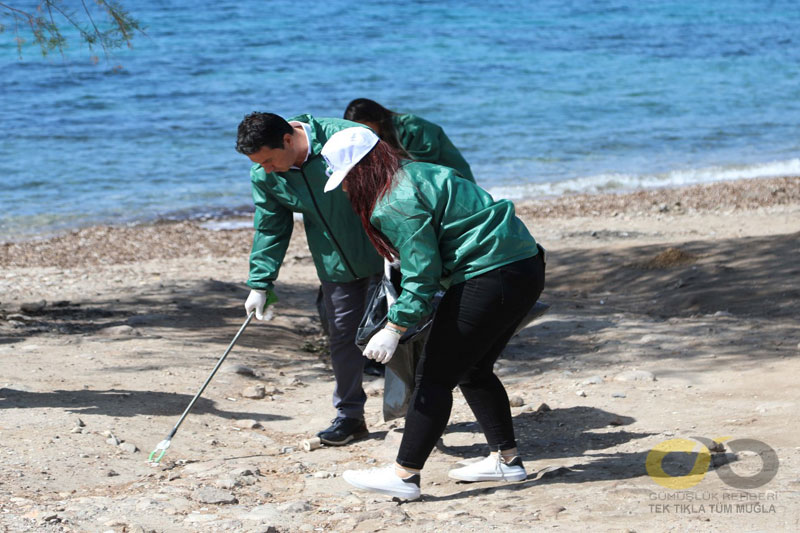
1, 0, 799, 239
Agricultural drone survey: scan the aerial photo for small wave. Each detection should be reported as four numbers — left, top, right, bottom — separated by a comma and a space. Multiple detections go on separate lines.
487, 158, 800, 200
199, 219, 252, 231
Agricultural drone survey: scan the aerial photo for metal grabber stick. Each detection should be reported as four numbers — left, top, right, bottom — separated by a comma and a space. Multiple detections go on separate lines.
148, 311, 255, 463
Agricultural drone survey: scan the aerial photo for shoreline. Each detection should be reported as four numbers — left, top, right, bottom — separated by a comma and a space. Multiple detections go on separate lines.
2, 176, 798, 270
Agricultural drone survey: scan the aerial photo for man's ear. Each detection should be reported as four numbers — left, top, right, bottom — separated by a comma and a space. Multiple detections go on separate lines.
282, 132, 293, 149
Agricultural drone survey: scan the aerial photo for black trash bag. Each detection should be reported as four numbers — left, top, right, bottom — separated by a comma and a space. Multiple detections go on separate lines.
382, 338, 426, 421
356, 272, 440, 421
355, 276, 435, 349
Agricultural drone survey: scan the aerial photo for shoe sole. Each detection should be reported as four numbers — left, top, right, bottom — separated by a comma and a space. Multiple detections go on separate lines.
342, 472, 420, 500
448, 470, 527, 482
318, 429, 369, 446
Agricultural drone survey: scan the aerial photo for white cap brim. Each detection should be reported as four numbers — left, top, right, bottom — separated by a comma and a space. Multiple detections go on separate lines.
324, 169, 349, 193
321, 127, 380, 193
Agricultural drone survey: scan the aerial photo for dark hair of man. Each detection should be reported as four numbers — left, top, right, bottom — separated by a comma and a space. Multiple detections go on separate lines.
235, 112, 294, 155
344, 140, 403, 261
343, 98, 405, 155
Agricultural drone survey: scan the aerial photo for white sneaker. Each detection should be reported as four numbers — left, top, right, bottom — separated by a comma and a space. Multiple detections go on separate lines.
448, 454, 527, 482
343, 464, 421, 500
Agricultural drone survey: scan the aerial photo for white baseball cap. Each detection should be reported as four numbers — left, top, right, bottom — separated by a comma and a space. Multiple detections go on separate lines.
322, 127, 380, 193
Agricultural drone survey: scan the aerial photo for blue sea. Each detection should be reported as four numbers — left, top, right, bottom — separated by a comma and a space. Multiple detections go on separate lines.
2, 0, 799, 241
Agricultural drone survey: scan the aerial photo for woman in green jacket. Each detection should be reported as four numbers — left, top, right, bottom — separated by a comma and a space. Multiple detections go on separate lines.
321, 127, 545, 500
343, 98, 475, 183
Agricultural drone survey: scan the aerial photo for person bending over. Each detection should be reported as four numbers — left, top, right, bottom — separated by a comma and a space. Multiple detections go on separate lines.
344, 98, 479, 377
320, 127, 545, 500
344, 98, 475, 183
235, 113, 383, 446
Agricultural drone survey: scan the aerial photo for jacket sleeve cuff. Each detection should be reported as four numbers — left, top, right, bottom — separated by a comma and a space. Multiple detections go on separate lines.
387, 301, 428, 329
246, 280, 275, 291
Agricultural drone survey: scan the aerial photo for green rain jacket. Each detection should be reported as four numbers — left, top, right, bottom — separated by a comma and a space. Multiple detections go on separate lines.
370, 161, 539, 327
247, 115, 383, 290
392, 114, 476, 183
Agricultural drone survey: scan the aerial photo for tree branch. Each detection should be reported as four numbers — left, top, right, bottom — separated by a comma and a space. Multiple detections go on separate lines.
1, 0, 143, 60
80, 0, 108, 56
45, 0, 67, 60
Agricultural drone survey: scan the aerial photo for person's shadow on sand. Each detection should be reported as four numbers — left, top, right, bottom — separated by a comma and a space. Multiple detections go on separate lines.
0, 387, 289, 422
422, 405, 656, 502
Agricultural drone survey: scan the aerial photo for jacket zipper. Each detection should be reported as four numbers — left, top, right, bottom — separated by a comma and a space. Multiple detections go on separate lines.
299, 160, 358, 279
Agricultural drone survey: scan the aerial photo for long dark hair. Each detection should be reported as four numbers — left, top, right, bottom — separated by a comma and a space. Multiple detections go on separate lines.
345, 140, 403, 261
344, 98, 406, 156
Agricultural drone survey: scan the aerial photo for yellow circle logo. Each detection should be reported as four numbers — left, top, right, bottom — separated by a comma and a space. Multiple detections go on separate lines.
645, 438, 711, 489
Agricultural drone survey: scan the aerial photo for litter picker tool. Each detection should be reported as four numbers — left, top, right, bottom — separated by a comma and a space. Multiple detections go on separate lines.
148, 311, 255, 463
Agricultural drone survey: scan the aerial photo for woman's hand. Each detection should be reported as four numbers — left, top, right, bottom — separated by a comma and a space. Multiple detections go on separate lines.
364, 327, 402, 364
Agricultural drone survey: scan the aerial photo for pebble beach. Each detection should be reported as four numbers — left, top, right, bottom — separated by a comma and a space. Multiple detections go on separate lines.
2, 176, 798, 269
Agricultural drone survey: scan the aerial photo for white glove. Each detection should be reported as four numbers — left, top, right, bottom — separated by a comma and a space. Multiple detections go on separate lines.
245, 289, 274, 321
363, 327, 401, 364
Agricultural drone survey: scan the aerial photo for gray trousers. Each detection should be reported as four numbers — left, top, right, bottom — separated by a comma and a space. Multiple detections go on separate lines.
320, 274, 380, 420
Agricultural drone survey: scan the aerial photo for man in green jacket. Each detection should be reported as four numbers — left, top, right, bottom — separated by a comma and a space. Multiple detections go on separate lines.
235, 112, 383, 445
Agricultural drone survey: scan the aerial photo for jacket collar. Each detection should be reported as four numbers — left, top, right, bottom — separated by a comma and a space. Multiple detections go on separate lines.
288, 114, 324, 161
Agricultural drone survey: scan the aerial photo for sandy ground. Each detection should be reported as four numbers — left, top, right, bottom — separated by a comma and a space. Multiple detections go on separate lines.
1, 176, 799, 533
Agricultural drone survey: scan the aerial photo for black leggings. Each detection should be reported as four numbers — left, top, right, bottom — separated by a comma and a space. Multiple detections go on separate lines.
396, 253, 545, 470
